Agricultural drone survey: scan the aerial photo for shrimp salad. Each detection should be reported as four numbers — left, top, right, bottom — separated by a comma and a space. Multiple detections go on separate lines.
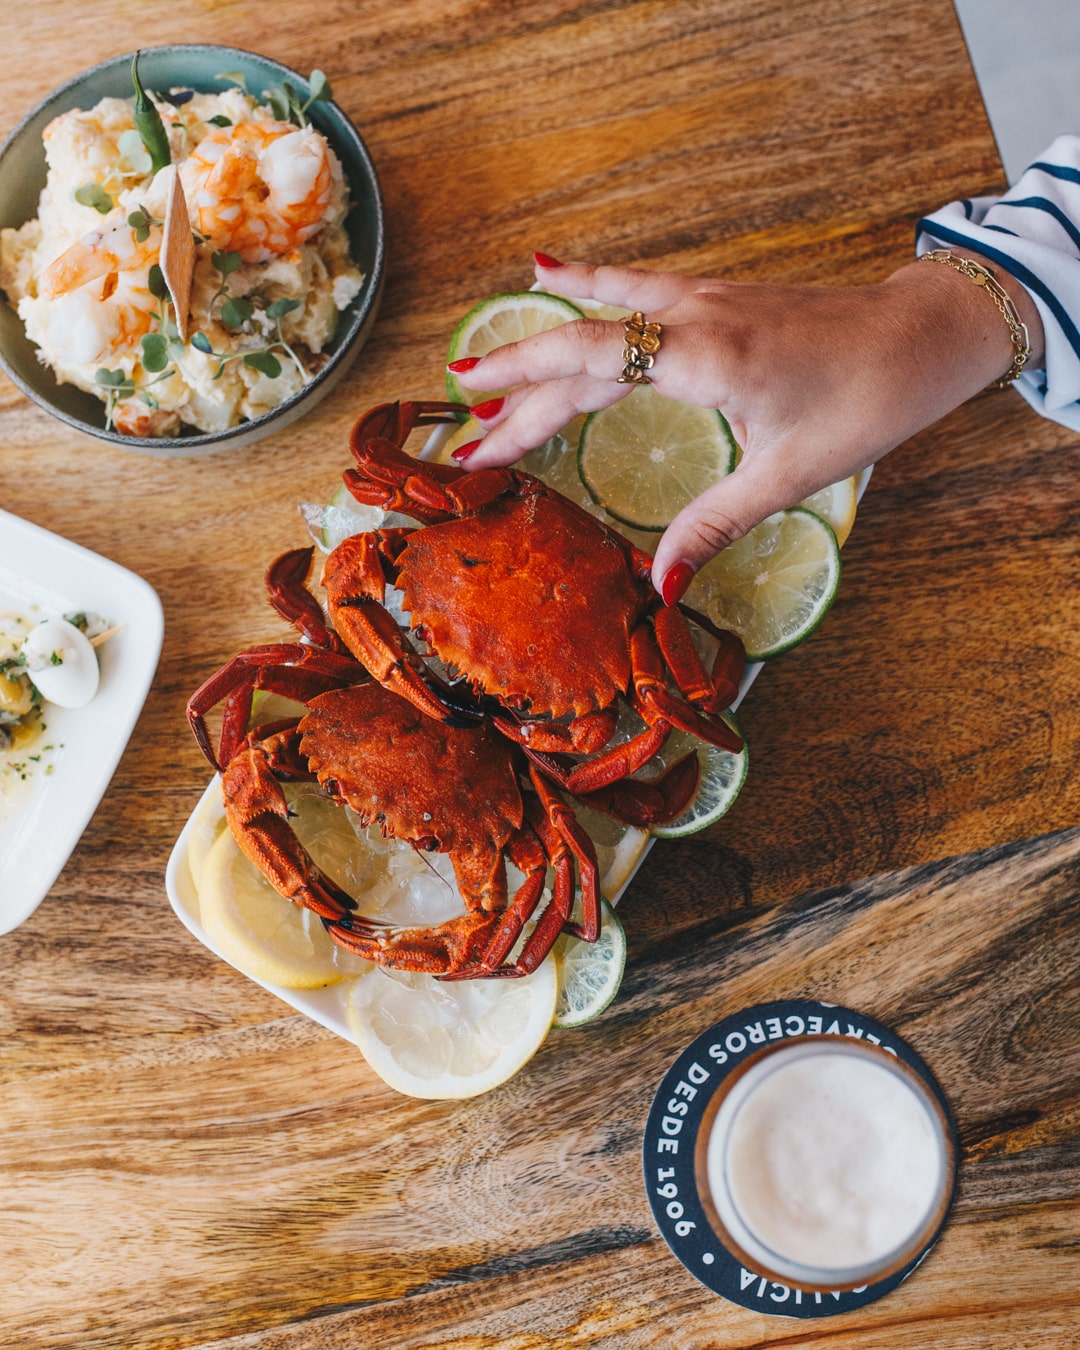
0, 82, 365, 437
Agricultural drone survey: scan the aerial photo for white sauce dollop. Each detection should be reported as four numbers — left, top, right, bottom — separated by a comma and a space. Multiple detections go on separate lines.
21, 618, 100, 708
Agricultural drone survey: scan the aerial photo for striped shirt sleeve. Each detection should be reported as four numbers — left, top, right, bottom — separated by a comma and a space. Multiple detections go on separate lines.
915, 134, 1080, 432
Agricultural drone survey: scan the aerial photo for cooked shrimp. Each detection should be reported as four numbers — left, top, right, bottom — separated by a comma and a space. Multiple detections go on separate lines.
39, 209, 161, 299
112, 401, 181, 438
183, 120, 333, 263
36, 211, 162, 364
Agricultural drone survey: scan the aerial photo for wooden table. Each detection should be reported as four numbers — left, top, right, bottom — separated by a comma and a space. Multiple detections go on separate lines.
2, 2, 1078, 1346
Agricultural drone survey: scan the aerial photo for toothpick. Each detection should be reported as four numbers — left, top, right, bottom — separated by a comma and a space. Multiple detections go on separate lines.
89, 625, 125, 648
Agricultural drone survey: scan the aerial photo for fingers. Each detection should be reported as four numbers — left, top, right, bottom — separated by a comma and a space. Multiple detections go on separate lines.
463, 375, 627, 467
450, 259, 705, 396
453, 316, 626, 393
650, 461, 793, 598
532, 257, 701, 311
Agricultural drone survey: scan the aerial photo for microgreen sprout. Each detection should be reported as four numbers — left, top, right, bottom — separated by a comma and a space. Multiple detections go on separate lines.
191, 296, 307, 383
127, 207, 160, 244
74, 183, 114, 214
215, 68, 332, 128
206, 249, 244, 326
215, 71, 250, 95
94, 364, 174, 426
221, 296, 254, 330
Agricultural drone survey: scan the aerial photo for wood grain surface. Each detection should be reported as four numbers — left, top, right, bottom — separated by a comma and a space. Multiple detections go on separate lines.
1, 1, 1078, 1347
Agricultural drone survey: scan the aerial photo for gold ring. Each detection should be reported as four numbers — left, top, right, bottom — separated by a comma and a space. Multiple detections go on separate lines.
616, 311, 662, 384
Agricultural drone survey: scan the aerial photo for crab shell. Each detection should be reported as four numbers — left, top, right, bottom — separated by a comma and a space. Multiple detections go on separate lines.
395, 491, 645, 721
299, 682, 525, 908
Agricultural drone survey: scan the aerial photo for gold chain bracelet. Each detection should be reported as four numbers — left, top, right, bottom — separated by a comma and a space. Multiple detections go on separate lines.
919, 248, 1031, 388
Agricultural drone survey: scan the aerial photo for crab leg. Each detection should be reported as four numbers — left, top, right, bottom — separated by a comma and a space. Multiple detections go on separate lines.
652, 603, 746, 713
321, 533, 482, 724
439, 826, 552, 980
329, 908, 517, 975
442, 767, 601, 978
187, 642, 366, 770
629, 624, 743, 753
346, 401, 474, 522
564, 721, 671, 795
491, 706, 618, 756
349, 400, 467, 457
266, 546, 344, 651
573, 749, 702, 826
531, 767, 601, 937
222, 730, 357, 922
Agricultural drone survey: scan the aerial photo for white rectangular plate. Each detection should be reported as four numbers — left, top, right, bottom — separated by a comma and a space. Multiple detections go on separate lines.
0, 508, 163, 933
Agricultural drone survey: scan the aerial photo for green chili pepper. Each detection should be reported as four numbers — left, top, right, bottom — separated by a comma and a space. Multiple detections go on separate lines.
130, 51, 171, 175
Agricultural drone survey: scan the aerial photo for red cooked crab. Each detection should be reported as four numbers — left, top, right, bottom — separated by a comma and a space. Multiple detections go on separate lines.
220, 681, 601, 979
322, 400, 745, 800
187, 546, 700, 979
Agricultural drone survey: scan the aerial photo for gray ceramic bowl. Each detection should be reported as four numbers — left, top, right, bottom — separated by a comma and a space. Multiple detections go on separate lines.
0, 45, 385, 456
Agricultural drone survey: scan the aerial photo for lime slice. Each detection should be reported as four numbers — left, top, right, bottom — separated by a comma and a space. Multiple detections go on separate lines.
552, 897, 627, 1028
555, 295, 628, 322
567, 799, 650, 900
799, 476, 858, 547
436, 416, 485, 463
577, 386, 738, 531
345, 956, 557, 1099
687, 507, 841, 661
643, 716, 748, 839
445, 291, 585, 406
320, 482, 385, 551
436, 413, 586, 477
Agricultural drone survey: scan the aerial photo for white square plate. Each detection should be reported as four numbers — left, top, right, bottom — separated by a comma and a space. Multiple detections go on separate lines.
0, 508, 164, 933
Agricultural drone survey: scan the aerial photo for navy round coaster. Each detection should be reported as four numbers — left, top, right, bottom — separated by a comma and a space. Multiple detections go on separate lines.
642, 999, 957, 1317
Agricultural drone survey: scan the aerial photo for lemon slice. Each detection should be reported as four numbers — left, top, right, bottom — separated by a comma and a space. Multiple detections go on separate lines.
198, 822, 371, 990
184, 782, 228, 893
553, 897, 627, 1028
577, 387, 738, 531
445, 291, 586, 407
799, 476, 858, 547
346, 958, 557, 1099
642, 716, 748, 839
687, 507, 841, 661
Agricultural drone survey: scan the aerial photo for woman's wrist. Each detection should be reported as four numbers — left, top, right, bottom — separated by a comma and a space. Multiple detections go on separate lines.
885, 253, 1044, 386
874, 255, 1043, 417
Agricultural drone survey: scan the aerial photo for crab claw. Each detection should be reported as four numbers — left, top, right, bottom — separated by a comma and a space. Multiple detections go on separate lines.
326, 909, 504, 976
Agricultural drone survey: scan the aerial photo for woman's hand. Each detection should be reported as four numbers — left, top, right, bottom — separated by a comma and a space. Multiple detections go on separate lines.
449, 255, 1043, 601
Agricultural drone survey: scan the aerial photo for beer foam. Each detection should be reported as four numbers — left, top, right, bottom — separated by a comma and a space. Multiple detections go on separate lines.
707, 1042, 945, 1277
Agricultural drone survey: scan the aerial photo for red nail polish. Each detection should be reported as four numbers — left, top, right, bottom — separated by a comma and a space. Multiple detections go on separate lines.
661, 560, 694, 606
448, 356, 482, 373
450, 439, 482, 462
470, 396, 505, 420
533, 251, 564, 269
